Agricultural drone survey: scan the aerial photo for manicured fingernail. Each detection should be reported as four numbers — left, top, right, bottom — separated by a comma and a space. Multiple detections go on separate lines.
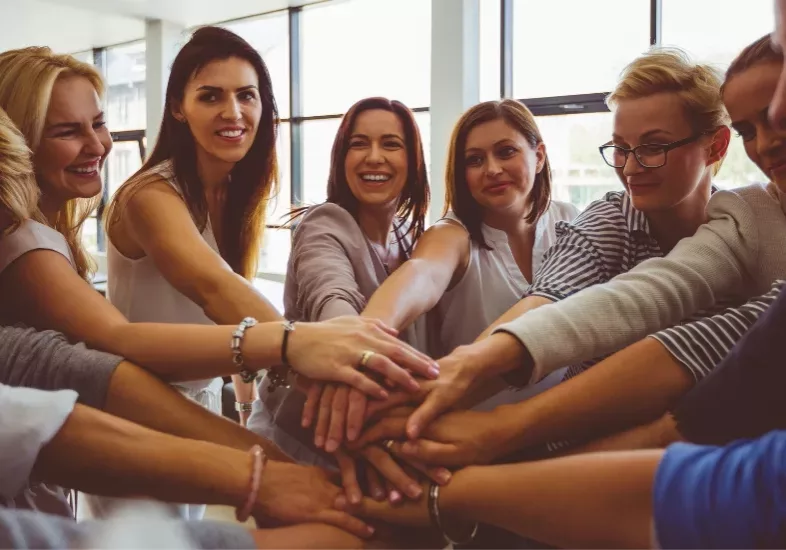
436, 469, 452, 484
372, 488, 385, 501
351, 491, 362, 505
407, 484, 422, 498
325, 439, 338, 453
428, 365, 440, 378
389, 490, 402, 503
366, 526, 375, 536
347, 427, 359, 442
314, 436, 324, 448
407, 425, 419, 439
301, 417, 308, 427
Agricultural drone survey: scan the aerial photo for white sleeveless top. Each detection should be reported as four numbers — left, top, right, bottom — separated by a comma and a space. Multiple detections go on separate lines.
432, 200, 579, 358
0, 220, 75, 277
107, 160, 221, 394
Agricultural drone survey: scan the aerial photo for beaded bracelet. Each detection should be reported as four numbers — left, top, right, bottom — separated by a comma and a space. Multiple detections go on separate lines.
232, 317, 259, 383
236, 445, 267, 523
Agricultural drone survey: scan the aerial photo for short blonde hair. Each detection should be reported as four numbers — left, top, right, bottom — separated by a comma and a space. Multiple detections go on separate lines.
607, 47, 730, 175
0, 106, 40, 235
0, 47, 105, 279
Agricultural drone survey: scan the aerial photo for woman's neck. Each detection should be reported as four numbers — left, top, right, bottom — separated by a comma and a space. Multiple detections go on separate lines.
483, 206, 536, 244
357, 205, 396, 245
646, 181, 713, 254
38, 193, 64, 227
195, 149, 234, 200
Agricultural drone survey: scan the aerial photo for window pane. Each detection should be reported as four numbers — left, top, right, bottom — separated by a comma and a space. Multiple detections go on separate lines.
268, 122, 291, 226
512, 0, 650, 98
536, 112, 620, 211
83, 216, 98, 254
72, 50, 94, 65
301, 118, 342, 205
106, 42, 146, 131
479, 0, 502, 102
302, 0, 431, 115
258, 228, 291, 275
662, 0, 772, 69
715, 136, 768, 190
413, 111, 431, 181
224, 12, 291, 118
105, 140, 144, 199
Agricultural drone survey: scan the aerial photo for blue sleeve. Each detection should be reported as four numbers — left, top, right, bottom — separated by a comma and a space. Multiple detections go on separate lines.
654, 431, 786, 549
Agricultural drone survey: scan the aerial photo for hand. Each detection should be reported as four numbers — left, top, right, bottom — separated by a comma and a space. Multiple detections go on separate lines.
302, 384, 368, 451
250, 523, 362, 549
289, 317, 440, 399
336, 488, 431, 529
357, 407, 505, 468
253, 461, 374, 539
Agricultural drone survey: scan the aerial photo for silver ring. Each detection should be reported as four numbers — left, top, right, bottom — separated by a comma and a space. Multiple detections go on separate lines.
382, 439, 395, 451
359, 350, 375, 368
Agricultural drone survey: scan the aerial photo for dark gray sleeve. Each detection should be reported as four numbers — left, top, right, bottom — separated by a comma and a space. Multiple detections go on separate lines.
0, 326, 123, 410
0, 509, 255, 549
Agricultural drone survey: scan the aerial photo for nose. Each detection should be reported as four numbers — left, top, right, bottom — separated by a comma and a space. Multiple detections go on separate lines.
83, 127, 107, 157
365, 142, 385, 165
221, 97, 242, 121
622, 150, 646, 177
485, 155, 502, 176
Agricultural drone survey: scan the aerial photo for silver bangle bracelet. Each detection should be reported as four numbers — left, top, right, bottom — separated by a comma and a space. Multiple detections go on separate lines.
231, 317, 259, 383
427, 482, 479, 545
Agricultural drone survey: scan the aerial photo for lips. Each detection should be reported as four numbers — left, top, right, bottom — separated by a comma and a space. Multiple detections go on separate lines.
216, 127, 247, 140
65, 160, 101, 177
358, 173, 392, 185
767, 157, 786, 178
484, 182, 512, 194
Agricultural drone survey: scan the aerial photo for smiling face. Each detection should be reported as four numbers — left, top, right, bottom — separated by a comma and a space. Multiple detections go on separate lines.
724, 61, 786, 192
343, 109, 409, 208
34, 75, 112, 207
463, 117, 545, 217
610, 92, 716, 212
173, 56, 262, 167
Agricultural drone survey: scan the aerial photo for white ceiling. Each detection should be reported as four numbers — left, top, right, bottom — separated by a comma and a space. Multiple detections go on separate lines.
0, 0, 327, 52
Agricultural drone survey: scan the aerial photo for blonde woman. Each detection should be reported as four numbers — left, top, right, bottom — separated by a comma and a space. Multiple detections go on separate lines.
0, 46, 436, 522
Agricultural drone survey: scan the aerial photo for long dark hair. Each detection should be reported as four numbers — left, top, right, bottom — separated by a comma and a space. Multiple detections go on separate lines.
106, 26, 278, 280
290, 97, 429, 251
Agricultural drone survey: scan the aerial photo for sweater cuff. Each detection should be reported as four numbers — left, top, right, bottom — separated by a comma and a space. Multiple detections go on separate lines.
491, 324, 549, 386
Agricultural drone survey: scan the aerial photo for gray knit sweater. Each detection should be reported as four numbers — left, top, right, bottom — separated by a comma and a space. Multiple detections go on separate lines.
496, 183, 786, 383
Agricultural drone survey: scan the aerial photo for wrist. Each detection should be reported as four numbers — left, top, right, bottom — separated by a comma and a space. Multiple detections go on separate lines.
466, 332, 531, 380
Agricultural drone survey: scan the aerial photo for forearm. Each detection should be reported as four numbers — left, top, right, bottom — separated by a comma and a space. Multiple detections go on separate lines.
441, 452, 661, 549
33, 404, 251, 507
476, 295, 553, 340
109, 322, 282, 383
561, 413, 684, 456
363, 261, 448, 330
500, 338, 694, 456
103, 361, 291, 461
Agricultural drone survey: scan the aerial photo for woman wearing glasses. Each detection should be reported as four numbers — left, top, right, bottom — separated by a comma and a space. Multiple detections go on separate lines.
356, 48, 739, 466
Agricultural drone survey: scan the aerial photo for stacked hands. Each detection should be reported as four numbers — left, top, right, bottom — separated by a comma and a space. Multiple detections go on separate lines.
275, 321, 514, 538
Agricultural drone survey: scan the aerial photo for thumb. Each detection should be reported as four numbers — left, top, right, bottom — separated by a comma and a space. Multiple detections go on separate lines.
406, 390, 451, 439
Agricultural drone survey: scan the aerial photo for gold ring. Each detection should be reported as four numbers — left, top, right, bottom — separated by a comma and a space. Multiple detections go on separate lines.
359, 350, 375, 368
383, 439, 395, 451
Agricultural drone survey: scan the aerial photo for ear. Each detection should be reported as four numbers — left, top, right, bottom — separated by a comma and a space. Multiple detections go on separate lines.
535, 141, 547, 173
170, 101, 186, 123
707, 125, 732, 166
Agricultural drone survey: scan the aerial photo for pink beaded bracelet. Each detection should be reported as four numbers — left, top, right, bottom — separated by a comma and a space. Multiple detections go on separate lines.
236, 445, 266, 523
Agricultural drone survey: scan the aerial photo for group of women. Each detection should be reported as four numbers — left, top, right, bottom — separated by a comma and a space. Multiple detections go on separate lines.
2, 8, 786, 547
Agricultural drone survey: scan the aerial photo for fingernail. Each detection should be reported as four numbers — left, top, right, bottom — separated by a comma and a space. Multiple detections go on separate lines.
314, 436, 324, 448
389, 490, 402, 503
428, 365, 440, 378
372, 488, 385, 501
366, 525, 375, 536
347, 428, 359, 442
326, 439, 339, 453
436, 469, 452, 484
379, 389, 389, 399
351, 491, 362, 505
301, 417, 309, 427
407, 484, 422, 498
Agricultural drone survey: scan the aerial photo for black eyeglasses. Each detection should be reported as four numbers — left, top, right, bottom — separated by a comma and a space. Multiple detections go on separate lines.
598, 133, 706, 169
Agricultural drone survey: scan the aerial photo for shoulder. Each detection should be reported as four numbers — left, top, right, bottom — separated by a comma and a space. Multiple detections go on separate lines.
706, 184, 778, 227
0, 220, 74, 275
558, 191, 630, 231
296, 203, 360, 235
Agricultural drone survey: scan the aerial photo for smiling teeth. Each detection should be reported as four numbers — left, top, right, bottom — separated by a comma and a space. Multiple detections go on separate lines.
69, 164, 99, 173
361, 174, 391, 182
219, 129, 243, 138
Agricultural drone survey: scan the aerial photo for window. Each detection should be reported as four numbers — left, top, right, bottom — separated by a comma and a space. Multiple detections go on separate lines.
72, 50, 94, 65
512, 0, 650, 98
479, 0, 502, 101
662, 0, 773, 69
715, 136, 768, 189
268, 122, 292, 227
105, 140, 145, 200
301, 0, 431, 116
224, 11, 291, 118
536, 112, 620, 210
105, 42, 147, 132
301, 118, 342, 205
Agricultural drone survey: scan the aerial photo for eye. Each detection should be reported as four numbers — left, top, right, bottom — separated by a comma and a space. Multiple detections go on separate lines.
497, 146, 517, 157
349, 139, 366, 148
735, 129, 756, 142
93, 121, 107, 130
238, 90, 257, 102
383, 139, 403, 149
465, 155, 483, 167
198, 93, 218, 103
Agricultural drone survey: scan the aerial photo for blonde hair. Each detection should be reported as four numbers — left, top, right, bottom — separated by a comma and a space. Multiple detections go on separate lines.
607, 47, 730, 175
445, 99, 552, 249
0, 106, 42, 235
0, 47, 105, 279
